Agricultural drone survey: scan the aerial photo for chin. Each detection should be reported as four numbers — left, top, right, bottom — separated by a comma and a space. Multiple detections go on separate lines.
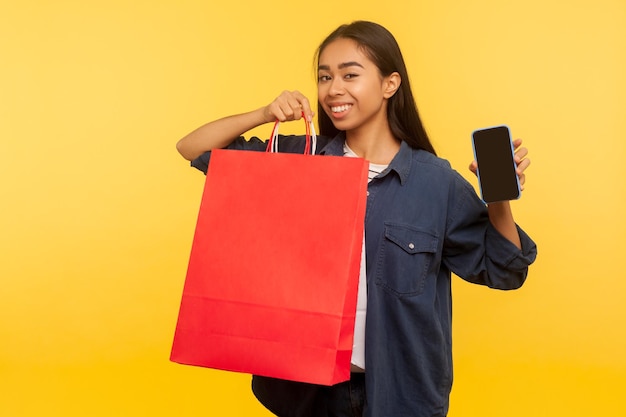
330, 118, 355, 132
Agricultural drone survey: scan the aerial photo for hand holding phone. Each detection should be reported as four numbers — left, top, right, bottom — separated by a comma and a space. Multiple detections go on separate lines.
471, 125, 521, 203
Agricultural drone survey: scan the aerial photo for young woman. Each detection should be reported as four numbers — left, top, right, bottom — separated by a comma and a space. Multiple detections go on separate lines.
177, 20, 537, 417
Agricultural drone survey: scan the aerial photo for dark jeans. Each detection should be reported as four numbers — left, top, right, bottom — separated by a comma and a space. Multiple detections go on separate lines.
318, 373, 366, 417
252, 373, 366, 417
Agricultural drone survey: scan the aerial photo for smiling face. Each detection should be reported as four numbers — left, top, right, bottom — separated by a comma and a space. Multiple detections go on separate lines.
317, 38, 398, 135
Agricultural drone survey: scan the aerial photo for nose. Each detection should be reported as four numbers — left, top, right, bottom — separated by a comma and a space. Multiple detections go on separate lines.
328, 77, 345, 96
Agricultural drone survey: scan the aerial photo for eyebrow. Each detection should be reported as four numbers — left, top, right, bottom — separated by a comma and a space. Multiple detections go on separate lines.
318, 61, 365, 71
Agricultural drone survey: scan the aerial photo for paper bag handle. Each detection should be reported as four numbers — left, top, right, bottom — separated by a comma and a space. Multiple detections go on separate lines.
265, 112, 317, 155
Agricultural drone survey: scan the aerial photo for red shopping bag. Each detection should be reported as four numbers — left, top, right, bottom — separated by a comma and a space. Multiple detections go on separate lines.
170, 119, 368, 386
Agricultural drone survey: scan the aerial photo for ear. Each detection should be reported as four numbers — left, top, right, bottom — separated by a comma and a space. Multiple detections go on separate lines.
383, 72, 401, 99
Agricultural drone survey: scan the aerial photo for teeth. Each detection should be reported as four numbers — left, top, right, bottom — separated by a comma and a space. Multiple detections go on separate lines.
331, 104, 351, 113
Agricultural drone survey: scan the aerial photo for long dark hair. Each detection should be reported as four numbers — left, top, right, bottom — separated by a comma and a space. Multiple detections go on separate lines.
315, 21, 436, 155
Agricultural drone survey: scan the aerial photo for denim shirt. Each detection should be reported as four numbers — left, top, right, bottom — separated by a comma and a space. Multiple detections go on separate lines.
192, 133, 537, 417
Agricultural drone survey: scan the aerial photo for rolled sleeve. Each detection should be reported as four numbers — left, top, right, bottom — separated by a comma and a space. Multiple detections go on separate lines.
444, 175, 537, 290
190, 136, 269, 174
485, 222, 537, 271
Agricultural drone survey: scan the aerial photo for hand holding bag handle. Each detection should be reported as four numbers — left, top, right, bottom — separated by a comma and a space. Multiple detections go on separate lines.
266, 112, 317, 155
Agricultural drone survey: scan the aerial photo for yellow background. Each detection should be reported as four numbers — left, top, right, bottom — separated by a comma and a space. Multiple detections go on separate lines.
1, 0, 624, 415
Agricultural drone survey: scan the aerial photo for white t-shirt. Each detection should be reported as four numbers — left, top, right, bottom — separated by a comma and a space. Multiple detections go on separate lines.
343, 143, 388, 370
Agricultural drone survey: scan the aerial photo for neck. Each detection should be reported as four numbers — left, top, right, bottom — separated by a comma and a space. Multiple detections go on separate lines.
346, 124, 400, 165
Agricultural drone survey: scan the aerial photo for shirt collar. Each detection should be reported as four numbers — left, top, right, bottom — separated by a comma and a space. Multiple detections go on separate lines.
319, 133, 412, 185
318, 132, 346, 156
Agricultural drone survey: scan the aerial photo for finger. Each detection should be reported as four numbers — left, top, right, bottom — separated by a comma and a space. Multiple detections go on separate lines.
284, 99, 307, 121
272, 91, 298, 121
297, 95, 315, 122
277, 101, 294, 122
267, 92, 293, 122
468, 160, 478, 175
288, 92, 315, 122
267, 102, 287, 122
284, 98, 302, 119
512, 138, 523, 149
518, 172, 526, 190
516, 157, 531, 174
517, 159, 529, 190
278, 101, 299, 121
514, 146, 528, 161
271, 90, 315, 122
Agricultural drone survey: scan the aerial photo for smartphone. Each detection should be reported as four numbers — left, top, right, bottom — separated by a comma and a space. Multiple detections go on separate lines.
471, 125, 521, 203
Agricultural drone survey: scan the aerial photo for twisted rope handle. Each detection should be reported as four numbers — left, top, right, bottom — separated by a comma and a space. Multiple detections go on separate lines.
265, 112, 317, 155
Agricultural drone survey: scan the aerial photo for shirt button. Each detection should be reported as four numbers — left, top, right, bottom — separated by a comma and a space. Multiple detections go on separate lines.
367, 191, 370, 196
408, 243, 415, 250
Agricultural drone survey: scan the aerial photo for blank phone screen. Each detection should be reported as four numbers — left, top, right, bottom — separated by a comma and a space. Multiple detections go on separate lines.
472, 126, 520, 203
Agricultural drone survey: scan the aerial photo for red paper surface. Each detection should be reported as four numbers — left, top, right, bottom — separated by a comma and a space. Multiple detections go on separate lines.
171, 149, 368, 385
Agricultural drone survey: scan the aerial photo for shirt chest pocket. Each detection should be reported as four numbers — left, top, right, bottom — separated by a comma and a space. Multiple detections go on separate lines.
375, 223, 439, 297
